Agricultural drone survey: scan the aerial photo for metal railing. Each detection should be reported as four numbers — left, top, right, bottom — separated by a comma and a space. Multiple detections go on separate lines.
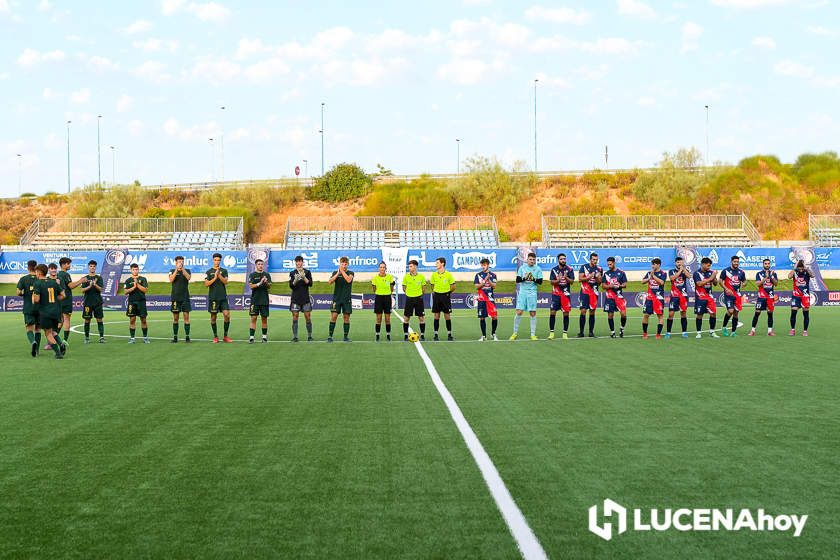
285, 216, 498, 246
21, 217, 244, 245
541, 214, 759, 247
809, 214, 840, 247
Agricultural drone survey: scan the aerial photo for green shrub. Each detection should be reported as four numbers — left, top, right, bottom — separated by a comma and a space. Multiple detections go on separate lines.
308, 163, 372, 202
359, 177, 455, 216
449, 156, 535, 215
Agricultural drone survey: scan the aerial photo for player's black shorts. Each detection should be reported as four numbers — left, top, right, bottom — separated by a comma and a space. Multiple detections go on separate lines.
432, 292, 452, 314
290, 301, 312, 313
171, 299, 191, 313
23, 312, 39, 326
331, 300, 353, 315
60, 301, 73, 315
82, 304, 104, 320
403, 296, 425, 317
39, 314, 60, 331
374, 294, 392, 314
126, 301, 148, 318
208, 298, 229, 313
249, 303, 269, 317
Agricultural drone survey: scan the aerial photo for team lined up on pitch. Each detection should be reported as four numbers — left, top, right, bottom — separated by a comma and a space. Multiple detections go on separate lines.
16, 251, 817, 358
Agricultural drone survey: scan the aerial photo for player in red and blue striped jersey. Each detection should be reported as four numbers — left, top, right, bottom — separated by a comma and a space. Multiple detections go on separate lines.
693, 257, 720, 338
548, 253, 574, 340
788, 259, 813, 336
602, 257, 627, 338
474, 258, 498, 341
577, 253, 602, 338
720, 255, 746, 337
750, 258, 778, 336
666, 256, 691, 339
641, 258, 668, 339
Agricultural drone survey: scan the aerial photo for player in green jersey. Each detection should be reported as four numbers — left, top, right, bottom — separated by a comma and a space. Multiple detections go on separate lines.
57, 256, 82, 344
168, 255, 192, 343
32, 264, 67, 359
43, 263, 61, 350
371, 261, 395, 341
80, 260, 105, 344
327, 256, 354, 342
248, 258, 272, 343
401, 259, 428, 341
16, 259, 41, 357
124, 263, 150, 344
204, 253, 231, 343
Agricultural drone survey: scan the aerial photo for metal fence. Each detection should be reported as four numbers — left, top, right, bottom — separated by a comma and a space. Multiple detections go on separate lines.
809, 214, 840, 247
21, 217, 244, 245
286, 215, 497, 233
541, 214, 760, 246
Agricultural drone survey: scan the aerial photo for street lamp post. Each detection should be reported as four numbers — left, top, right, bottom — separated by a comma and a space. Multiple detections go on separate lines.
110, 145, 116, 185
303, 159, 308, 178
16, 153, 22, 196
320, 102, 325, 175
456, 138, 461, 175
705, 105, 710, 167
534, 78, 539, 173
66, 120, 72, 193
219, 105, 226, 181
97, 115, 102, 187
208, 137, 215, 181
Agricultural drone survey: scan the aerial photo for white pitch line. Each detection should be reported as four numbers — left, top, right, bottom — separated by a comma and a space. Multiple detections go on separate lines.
393, 310, 548, 560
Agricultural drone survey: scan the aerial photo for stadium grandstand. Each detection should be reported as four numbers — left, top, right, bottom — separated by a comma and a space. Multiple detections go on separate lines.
284, 216, 499, 250
541, 214, 760, 248
19, 217, 244, 251
809, 214, 840, 247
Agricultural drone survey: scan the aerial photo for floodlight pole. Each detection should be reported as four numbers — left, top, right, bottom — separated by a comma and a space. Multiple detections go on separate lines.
534, 78, 539, 172
66, 120, 72, 193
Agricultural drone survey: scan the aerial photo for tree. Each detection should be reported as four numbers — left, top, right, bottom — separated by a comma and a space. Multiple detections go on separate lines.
308, 163, 372, 202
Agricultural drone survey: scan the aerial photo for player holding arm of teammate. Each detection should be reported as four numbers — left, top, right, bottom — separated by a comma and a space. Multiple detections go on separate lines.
548, 253, 575, 340
288, 256, 313, 342
32, 264, 67, 359
248, 259, 272, 343
692, 257, 720, 338
401, 259, 428, 341
602, 257, 628, 338
750, 258, 778, 336
371, 262, 395, 341
720, 256, 746, 337
666, 256, 691, 339
578, 253, 602, 338
510, 252, 543, 341
327, 257, 354, 342
474, 258, 498, 341
168, 256, 192, 343
788, 259, 813, 336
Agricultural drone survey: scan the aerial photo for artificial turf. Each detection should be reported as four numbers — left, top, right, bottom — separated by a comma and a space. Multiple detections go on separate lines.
0, 307, 837, 558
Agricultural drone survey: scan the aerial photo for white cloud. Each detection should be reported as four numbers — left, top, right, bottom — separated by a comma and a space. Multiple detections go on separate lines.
135, 60, 171, 83
70, 88, 91, 104
318, 58, 407, 87
710, 0, 792, 7
116, 94, 134, 113
681, 22, 703, 52
617, 0, 657, 18
133, 38, 179, 53
44, 132, 62, 150
524, 5, 590, 25
692, 83, 733, 101
535, 72, 570, 90
437, 57, 507, 85
87, 55, 119, 72
42, 87, 60, 100
0, 0, 9, 12
163, 117, 221, 141
162, 0, 231, 22
243, 58, 291, 83
38, 0, 52, 11
124, 19, 153, 34
807, 25, 838, 37
530, 35, 643, 55
235, 37, 269, 59
128, 119, 144, 137
751, 36, 776, 49
17, 48, 66, 67
774, 59, 814, 78
189, 57, 241, 84
637, 96, 657, 106
575, 64, 609, 80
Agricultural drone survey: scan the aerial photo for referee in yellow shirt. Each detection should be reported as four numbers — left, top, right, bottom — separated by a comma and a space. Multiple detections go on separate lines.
429, 257, 456, 341
401, 259, 428, 341
371, 262, 395, 341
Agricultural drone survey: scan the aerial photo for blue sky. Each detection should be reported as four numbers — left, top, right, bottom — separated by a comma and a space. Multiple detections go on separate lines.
0, 0, 838, 197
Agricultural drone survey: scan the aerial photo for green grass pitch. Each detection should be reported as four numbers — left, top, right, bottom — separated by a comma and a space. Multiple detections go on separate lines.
1, 307, 837, 558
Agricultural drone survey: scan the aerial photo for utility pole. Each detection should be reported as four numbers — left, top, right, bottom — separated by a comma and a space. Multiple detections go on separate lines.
66, 120, 72, 193
97, 115, 102, 187
320, 102, 325, 175
533, 78, 539, 172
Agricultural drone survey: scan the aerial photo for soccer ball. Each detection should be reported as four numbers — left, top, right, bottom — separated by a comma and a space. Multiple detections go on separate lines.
408, 332, 420, 342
